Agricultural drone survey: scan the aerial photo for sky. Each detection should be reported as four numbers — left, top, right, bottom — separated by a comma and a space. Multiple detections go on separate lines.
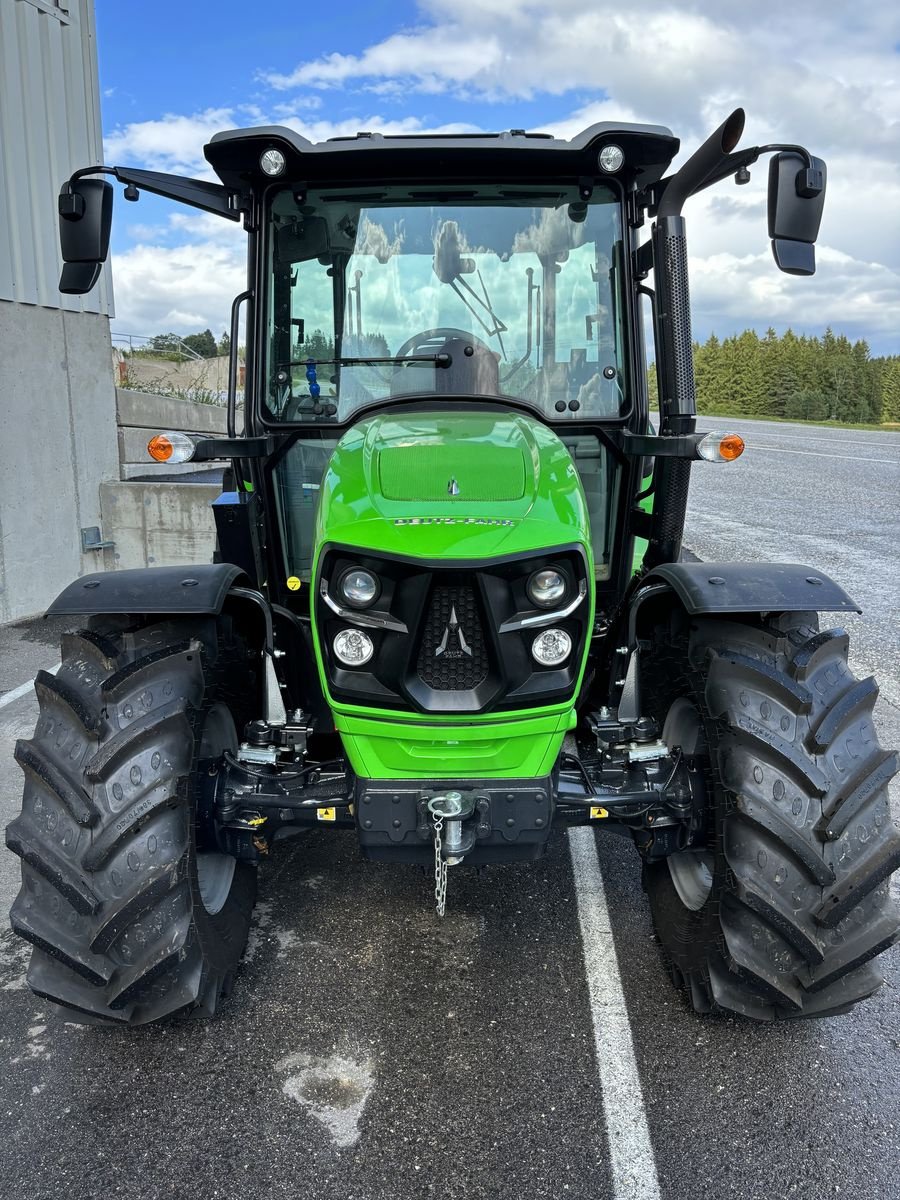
94, 0, 900, 356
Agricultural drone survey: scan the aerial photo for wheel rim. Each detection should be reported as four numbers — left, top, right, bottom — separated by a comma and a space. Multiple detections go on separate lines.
196, 702, 238, 915
662, 697, 714, 912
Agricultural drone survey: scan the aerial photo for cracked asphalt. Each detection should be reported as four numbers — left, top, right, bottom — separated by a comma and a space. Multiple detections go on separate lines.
1, 415, 898, 1200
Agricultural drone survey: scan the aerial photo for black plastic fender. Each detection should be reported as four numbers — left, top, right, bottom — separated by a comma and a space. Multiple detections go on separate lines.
640, 561, 860, 616
46, 564, 249, 616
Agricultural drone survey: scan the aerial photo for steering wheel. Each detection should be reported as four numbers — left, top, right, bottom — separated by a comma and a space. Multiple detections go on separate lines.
394, 327, 496, 360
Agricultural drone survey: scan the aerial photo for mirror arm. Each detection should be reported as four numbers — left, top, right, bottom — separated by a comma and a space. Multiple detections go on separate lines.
656, 142, 816, 208
65, 164, 243, 222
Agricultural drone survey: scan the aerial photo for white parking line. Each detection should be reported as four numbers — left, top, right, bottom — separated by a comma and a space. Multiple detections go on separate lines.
744, 443, 899, 465
568, 826, 660, 1200
697, 425, 900, 451
0, 663, 59, 712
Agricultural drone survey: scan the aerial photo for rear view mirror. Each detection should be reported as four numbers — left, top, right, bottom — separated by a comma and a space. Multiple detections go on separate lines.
276, 216, 331, 264
767, 151, 826, 276
58, 177, 113, 294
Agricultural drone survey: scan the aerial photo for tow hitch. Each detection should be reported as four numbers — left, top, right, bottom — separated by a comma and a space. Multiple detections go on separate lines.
427, 791, 478, 917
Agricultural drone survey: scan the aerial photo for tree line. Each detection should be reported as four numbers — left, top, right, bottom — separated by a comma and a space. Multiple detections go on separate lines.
131, 329, 230, 360
648, 328, 900, 424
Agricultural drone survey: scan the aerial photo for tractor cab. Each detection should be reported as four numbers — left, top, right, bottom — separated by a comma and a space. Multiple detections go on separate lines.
204, 122, 683, 593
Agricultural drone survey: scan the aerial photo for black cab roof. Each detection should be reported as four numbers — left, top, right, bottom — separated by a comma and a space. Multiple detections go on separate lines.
204, 122, 679, 193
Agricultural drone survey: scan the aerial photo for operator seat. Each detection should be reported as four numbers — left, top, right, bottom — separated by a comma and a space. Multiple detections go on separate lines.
435, 336, 501, 397
390, 333, 501, 399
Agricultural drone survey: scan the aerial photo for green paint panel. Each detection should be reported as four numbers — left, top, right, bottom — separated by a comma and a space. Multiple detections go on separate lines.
378, 441, 526, 502
313, 409, 592, 562
336, 707, 577, 779
311, 408, 595, 779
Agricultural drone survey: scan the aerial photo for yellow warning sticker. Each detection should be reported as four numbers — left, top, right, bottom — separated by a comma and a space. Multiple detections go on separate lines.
317, 807, 336, 822
286, 576, 302, 591
590, 806, 609, 820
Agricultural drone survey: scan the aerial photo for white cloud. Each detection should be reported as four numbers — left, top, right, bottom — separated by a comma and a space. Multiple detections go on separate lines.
104, 106, 237, 176
104, 107, 480, 177
106, 1, 900, 352
262, 1, 898, 158
690, 246, 900, 346
111, 236, 245, 335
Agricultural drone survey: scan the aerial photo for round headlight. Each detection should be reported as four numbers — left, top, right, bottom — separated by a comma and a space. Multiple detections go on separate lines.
260, 148, 286, 176
527, 569, 566, 609
333, 628, 374, 667
531, 628, 572, 667
339, 568, 379, 608
598, 144, 625, 173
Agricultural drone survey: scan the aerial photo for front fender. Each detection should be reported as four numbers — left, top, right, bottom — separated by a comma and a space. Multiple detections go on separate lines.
46, 564, 249, 616
641, 561, 860, 615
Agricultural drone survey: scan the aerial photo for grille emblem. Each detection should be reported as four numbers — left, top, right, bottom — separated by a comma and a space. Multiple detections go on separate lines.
435, 605, 472, 658
447, 477, 460, 496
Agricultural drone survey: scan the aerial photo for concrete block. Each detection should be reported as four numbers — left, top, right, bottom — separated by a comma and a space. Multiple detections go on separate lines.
0, 302, 118, 621
120, 461, 222, 481
115, 388, 228, 434
100, 480, 220, 570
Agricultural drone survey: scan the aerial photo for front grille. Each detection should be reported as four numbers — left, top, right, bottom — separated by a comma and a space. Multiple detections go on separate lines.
416, 585, 489, 691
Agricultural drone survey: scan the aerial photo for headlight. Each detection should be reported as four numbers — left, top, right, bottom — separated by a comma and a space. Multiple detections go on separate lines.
260, 148, 286, 176
333, 629, 374, 667
527, 569, 566, 609
531, 628, 572, 666
339, 567, 379, 608
598, 144, 625, 173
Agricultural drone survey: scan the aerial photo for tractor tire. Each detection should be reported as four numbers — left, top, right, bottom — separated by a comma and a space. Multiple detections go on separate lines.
6, 614, 258, 1025
642, 611, 900, 1020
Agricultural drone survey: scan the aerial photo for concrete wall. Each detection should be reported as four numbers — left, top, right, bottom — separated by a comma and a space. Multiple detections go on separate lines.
0, 0, 119, 624
100, 479, 219, 570
98, 387, 225, 569
0, 300, 119, 622
119, 355, 241, 398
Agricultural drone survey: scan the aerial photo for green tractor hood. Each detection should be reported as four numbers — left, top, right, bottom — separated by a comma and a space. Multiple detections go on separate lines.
314, 409, 591, 561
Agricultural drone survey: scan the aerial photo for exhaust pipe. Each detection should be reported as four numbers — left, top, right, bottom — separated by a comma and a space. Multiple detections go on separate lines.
657, 108, 745, 219
644, 110, 744, 568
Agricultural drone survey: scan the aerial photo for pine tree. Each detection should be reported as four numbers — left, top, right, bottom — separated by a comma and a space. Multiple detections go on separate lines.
735, 329, 767, 415
685, 326, 888, 424
879, 357, 900, 422
694, 334, 722, 414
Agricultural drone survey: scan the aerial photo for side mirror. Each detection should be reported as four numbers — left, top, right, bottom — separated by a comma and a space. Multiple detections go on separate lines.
767, 152, 826, 276
58, 177, 113, 294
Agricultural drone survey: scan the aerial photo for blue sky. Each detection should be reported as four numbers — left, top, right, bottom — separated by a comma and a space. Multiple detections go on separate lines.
94, 0, 900, 355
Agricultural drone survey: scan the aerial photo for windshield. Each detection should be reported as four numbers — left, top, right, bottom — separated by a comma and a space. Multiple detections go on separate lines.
264, 186, 628, 423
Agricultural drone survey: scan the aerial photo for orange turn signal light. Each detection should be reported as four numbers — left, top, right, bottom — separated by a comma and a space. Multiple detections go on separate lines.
147, 434, 174, 462
697, 431, 745, 462
146, 432, 196, 464
718, 433, 745, 461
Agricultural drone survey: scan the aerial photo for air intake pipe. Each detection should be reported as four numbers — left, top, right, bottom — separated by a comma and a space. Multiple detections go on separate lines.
644, 109, 745, 568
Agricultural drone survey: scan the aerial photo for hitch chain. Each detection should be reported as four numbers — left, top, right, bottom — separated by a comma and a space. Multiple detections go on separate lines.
428, 792, 465, 917
432, 812, 448, 917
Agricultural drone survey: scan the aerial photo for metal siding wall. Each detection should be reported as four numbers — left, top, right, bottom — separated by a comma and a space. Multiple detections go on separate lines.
0, 0, 112, 314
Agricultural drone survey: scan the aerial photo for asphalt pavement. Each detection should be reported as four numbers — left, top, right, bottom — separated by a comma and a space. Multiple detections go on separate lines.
1, 415, 898, 1200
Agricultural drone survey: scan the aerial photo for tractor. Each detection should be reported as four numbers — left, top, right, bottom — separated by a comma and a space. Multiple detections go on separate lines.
8, 107, 898, 1025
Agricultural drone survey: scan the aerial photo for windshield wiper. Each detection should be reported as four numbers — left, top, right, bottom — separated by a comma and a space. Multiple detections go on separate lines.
448, 272, 507, 357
